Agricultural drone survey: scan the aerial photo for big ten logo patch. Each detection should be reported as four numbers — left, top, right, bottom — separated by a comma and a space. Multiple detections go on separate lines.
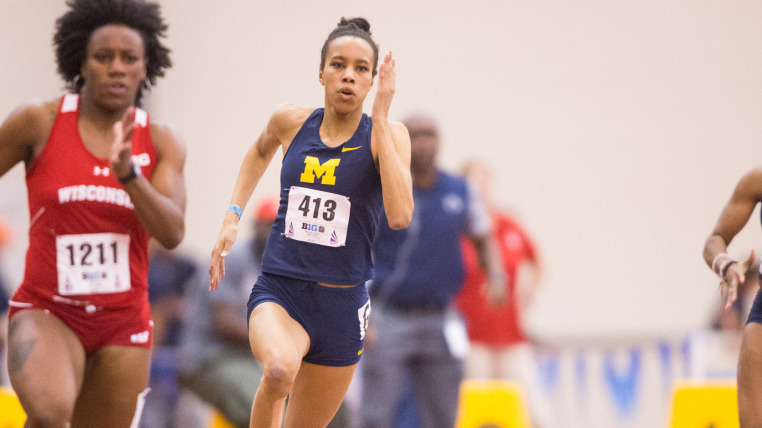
300, 156, 340, 185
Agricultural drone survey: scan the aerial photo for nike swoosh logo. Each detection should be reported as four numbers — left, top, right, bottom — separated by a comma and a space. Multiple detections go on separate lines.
341, 146, 362, 152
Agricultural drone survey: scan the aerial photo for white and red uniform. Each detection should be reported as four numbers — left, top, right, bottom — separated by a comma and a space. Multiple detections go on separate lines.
9, 94, 157, 352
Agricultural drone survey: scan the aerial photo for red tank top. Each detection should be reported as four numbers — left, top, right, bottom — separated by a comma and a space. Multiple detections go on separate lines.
455, 213, 537, 345
18, 94, 157, 309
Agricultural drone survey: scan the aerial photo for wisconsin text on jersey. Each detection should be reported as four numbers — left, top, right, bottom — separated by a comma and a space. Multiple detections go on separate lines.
58, 185, 134, 209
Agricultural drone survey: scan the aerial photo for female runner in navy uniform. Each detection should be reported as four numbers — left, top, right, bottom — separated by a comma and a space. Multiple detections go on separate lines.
703, 168, 762, 426
0, 0, 186, 426
209, 17, 413, 428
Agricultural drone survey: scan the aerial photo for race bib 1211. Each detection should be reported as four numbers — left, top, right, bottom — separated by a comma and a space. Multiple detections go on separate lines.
56, 233, 131, 295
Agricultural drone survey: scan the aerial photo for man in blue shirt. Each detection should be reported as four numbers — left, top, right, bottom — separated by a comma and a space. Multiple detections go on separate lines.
360, 113, 507, 428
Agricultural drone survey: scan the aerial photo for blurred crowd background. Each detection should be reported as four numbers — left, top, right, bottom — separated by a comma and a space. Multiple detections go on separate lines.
2, 1, 762, 427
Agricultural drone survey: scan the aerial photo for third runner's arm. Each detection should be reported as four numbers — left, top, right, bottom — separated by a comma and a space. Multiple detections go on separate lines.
703, 167, 762, 308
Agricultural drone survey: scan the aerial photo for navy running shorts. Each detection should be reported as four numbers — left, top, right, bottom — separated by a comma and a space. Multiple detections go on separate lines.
247, 272, 371, 367
748, 288, 762, 325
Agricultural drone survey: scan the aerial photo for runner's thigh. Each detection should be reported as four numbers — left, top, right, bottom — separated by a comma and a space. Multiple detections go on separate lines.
738, 322, 762, 426
71, 345, 151, 428
285, 361, 357, 428
8, 309, 86, 422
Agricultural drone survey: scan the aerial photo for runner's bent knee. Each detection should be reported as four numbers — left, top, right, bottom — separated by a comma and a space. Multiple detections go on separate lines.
260, 360, 299, 397
21, 394, 77, 427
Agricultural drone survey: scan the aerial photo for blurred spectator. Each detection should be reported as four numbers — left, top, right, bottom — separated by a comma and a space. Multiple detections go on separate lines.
361, 113, 506, 428
176, 197, 277, 427
0, 218, 10, 386
455, 159, 553, 428
141, 242, 198, 428
149, 241, 197, 348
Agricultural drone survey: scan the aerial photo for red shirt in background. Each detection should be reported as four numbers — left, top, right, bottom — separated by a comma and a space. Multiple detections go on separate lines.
455, 212, 537, 346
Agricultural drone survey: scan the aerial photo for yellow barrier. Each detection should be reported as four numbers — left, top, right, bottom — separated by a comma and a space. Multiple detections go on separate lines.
0, 386, 241, 428
208, 408, 235, 428
456, 380, 532, 428
667, 380, 738, 428
0, 387, 26, 428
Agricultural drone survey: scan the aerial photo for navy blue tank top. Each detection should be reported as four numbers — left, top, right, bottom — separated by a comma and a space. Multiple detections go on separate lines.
261, 108, 383, 284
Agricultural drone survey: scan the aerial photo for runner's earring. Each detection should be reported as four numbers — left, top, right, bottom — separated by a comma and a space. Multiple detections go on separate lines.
142, 79, 152, 92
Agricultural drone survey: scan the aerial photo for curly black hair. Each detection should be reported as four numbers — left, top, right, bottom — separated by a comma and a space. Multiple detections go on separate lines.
53, 0, 172, 106
320, 17, 379, 77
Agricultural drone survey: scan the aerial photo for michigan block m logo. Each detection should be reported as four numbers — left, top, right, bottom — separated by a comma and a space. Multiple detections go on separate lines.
300, 156, 340, 185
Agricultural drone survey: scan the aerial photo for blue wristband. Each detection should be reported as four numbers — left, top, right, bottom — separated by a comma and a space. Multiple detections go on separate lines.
227, 204, 243, 219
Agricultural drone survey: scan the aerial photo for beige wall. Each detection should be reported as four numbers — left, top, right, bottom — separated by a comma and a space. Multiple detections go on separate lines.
2, 0, 762, 340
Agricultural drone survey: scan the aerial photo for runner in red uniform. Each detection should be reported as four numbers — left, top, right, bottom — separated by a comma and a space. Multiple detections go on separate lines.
0, 1, 185, 426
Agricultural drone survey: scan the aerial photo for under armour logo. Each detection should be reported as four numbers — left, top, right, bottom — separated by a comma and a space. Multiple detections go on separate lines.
130, 331, 150, 344
93, 166, 110, 177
